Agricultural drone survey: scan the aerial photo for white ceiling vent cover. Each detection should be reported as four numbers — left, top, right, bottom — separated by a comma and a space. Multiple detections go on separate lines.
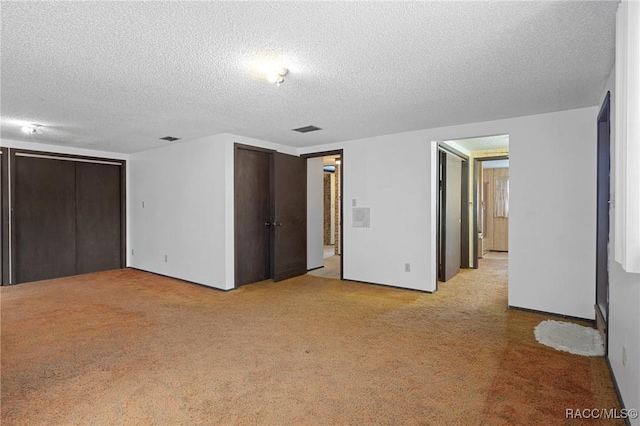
292, 125, 322, 133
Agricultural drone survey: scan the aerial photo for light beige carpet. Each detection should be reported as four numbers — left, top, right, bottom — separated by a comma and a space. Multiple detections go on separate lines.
307, 255, 340, 279
0, 260, 622, 425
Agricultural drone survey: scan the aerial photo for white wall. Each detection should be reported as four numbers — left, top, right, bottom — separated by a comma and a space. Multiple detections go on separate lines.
129, 132, 295, 290
609, 262, 640, 421
307, 157, 324, 270
343, 134, 436, 291
302, 106, 598, 317
129, 134, 228, 288
507, 109, 596, 319
602, 65, 640, 422
614, 0, 640, 274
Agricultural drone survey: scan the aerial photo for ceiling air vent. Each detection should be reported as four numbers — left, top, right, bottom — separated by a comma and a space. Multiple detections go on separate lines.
292, 125, 322, 133
159, 136, 181, 142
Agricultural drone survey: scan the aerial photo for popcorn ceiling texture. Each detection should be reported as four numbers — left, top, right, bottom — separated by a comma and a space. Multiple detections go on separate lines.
446, 135, 510, 153
0, 1, 617, 153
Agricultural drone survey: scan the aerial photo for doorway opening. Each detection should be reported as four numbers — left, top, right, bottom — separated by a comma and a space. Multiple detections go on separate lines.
437, 135, 509, 286
595, 91, 610, 353
0, 148, 6, 285
303, 150, 343, 280
437, 144, 468, 283
476, 158, 510, 263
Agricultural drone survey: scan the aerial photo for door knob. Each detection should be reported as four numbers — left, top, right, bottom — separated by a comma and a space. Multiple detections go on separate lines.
265, 222, 271, 226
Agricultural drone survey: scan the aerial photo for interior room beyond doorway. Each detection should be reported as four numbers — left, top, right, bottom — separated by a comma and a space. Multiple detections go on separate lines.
478, 158, 510, 260
308, 245, 341, 279
308, 154, 341, 280
438, 135, 510, 286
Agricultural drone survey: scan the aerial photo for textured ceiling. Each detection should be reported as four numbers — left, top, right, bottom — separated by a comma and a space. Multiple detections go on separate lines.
446, 135, 510, 152
0, 1, 617, 154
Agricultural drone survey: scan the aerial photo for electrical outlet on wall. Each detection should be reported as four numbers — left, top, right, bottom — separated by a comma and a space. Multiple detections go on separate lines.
622, 346, 627, 367
405, 263, 411, 272
164, 255, 168, 263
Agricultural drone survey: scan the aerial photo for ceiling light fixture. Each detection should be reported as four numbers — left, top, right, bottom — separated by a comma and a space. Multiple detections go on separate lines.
21, 125, 37, 134
267, 67, 289, 86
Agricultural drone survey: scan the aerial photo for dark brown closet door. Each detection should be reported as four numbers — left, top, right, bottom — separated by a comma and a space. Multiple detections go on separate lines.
272, 152, 307, 281
14, 156, 76, 283
235, 147, 272, 286
76, 162, 122, 274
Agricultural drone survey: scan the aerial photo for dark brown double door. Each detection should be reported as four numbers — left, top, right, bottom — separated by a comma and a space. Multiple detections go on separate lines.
235, 146, 307, 286
10, 152, 124, 284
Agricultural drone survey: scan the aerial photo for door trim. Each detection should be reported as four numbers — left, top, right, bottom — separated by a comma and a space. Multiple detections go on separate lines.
1, 149, 8, 285
472, 155, 509, 269
438, 149, 465, 281
460, 155, 469, 268
595, 91, 611, 354
301, 149, 344, 280
437, 144, 470, 270
15, 152, 123, 166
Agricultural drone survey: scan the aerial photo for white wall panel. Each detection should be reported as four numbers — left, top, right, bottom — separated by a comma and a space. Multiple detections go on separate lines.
129, 133, 294, 290
301, 107, 598, 317
128, 134, 227, 288
601, 64, 640, 423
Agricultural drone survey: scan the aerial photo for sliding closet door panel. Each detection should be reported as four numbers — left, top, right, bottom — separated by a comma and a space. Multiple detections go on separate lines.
273, 152, 307, 282
14, 156, 76, 283
76, 162, 122, 274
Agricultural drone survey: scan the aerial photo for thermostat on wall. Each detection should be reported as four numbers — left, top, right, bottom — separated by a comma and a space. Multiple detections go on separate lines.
353, 207, 370, 228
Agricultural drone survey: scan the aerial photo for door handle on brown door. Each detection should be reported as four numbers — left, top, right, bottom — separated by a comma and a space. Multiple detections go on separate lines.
275, 222, 283, 226
265, 222, 271, 226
